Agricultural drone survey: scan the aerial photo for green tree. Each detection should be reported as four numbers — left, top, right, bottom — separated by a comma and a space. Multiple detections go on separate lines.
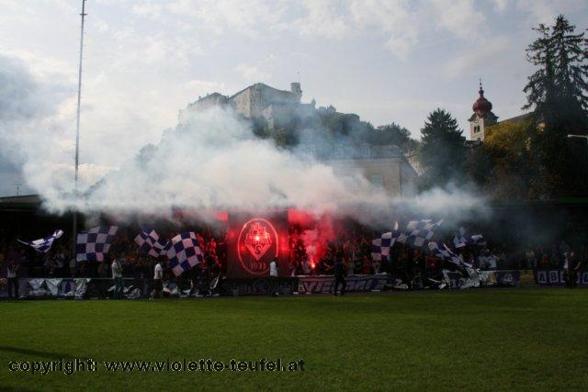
523, 15, 588, 197
418, 109, 466, 188
481, 118, 541, 199
524, 15, 587, 123
369, 123, 419, 153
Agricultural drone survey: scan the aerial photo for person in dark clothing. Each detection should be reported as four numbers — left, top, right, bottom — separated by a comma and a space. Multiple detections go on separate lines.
97, 261, 109, 299
565, 251, 582, 289
333, 254, 346, 296
412, 250, 425, 290
198, 260, 211, 297
6, 261, 19, 299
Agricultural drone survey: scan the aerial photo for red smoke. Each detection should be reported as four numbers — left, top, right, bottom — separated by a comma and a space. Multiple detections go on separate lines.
288, 209, 337, 269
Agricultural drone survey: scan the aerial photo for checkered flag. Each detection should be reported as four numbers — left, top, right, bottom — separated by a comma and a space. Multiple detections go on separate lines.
76, 226, 118, 262
134, 228, 169, 258
166, 232, 204, 276
18, 229, 64, 253
372, 222, 400, 262
453, 227, 467, 248
428, 241, 462, 266
398, 219, 443, 247
453, 227, 486, 248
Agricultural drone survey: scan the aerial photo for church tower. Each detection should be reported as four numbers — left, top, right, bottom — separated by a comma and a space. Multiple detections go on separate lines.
468, 81, 498, 141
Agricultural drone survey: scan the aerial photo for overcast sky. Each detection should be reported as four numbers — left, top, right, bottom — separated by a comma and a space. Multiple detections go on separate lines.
0, 0, 587, 196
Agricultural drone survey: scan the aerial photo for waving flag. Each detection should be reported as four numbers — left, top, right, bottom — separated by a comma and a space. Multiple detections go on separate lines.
428, 241, 463, 266
134, 228, 169, 258
372, 219, 443, 260
453, 227, 486, 248
371, 222, 400, 261
399, 219, 443, 247
18, 229, 64, 253
166, 232, 204, 276
453, 227, 467, 248
76, 226, 118, 262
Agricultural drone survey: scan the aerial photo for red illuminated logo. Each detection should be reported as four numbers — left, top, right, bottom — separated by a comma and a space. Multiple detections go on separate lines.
244, 222, 272, 260
237, 218, 279, 276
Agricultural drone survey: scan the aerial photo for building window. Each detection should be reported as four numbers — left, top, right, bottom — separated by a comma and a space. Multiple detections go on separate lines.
474, 125, 480, 133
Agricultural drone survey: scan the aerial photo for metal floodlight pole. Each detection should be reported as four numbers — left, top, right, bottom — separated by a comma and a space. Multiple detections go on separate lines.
72, 0, 87, 258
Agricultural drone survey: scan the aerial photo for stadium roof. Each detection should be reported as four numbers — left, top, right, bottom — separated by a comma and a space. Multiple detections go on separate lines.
0, 194, 42, 211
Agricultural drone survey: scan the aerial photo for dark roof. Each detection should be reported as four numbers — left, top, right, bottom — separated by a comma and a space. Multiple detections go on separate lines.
468, 111, 498, 122
0, 194, 42, 211
497, 112, 533, 125
484, 112, 534, 132
201, 92, 228, 100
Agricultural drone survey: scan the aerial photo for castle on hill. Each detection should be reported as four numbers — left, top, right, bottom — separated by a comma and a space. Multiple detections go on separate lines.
180, 82, 417, 197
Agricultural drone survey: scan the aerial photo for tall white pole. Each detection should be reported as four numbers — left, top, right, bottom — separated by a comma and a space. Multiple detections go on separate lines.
72, 0, 87, 258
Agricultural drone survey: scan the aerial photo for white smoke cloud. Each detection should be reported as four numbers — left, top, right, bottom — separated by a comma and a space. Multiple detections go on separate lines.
0, 54, 75, 196
64, 106, 391, 218
391, 184, 490, 227
1, 52, 488, 228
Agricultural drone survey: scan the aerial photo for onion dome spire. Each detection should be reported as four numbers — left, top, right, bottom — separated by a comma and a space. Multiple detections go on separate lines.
472, 79, 492, 117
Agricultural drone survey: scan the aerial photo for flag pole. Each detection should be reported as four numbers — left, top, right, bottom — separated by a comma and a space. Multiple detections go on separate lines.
72, 0, 87, 260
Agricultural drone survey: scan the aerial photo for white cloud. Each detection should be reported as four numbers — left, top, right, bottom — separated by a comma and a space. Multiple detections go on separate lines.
125, 0, 505, 60
0, 48, 74, 84
349, 0, 419, 59
516, 0, 588, 26
493, 0, 509, 12
156, 0, 288, 37
443, 36, 511, 79
431, 0, 486, 40
235, 64, 271, 84
184, 80, 227, 97
127, 0, 497, 60
131, 2, 163, 19
296, 0, 349, 39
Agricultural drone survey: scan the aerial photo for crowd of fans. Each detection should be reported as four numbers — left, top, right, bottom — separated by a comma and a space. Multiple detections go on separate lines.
0, 230, 224, 278
1, 224, 587, 296
288, 227, 587, 290
0, 228, 227, 298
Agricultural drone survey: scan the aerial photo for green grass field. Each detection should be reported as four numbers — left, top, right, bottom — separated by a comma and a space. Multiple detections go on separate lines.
1, 289, 587, 391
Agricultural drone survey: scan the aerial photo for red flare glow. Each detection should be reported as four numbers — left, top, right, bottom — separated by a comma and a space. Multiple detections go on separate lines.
288, 208, 338, 270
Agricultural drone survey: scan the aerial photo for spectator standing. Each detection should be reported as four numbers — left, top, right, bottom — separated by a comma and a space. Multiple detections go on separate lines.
111, 257, 124, 299
152, 258, 164, 298
565, 251, 582, 289
69, 254, 77, 277
333, 253, 346, 296
269, 257, 279, 296
97, 261, 108, 299
6, 261, 19, 299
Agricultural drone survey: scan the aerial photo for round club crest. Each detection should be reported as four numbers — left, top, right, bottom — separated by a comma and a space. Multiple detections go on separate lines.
237, 218, 279, 276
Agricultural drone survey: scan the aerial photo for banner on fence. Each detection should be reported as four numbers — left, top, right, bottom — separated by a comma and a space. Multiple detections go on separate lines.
297, 275, 389, 294
495, 271, 521, 286
16, 278, 91, 299
443, 270, 520, 289
11, 278, 141, 299
535, 270, 588, 286
219, 278, 298, 296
